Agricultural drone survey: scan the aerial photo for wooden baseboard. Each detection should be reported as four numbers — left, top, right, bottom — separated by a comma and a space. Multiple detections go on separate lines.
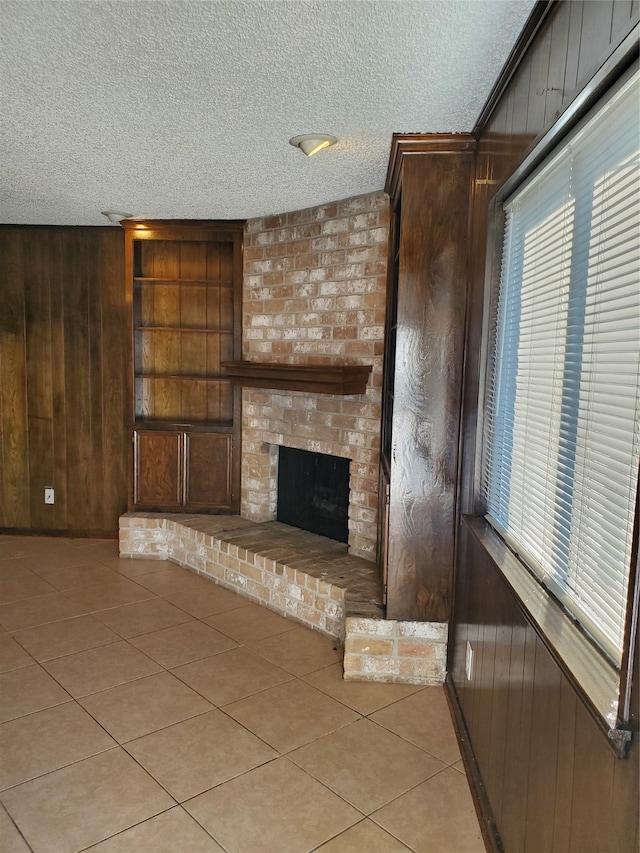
445, 674, 504, 853
0, 528, 118, 540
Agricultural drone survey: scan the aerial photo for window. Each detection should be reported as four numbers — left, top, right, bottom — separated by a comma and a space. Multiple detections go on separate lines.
482, 68, 639, 669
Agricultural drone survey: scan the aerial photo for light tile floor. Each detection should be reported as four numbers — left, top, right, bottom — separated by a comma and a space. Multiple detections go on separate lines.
0, 534, 484, 853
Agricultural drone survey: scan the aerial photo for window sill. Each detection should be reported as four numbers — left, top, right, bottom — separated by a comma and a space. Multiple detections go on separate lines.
463, 516, 632, 758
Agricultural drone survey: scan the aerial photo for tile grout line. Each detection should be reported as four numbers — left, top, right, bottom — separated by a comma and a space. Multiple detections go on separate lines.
0, 536, 482, 852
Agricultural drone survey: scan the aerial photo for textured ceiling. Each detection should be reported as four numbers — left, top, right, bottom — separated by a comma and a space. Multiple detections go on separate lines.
1, 0, 535, 226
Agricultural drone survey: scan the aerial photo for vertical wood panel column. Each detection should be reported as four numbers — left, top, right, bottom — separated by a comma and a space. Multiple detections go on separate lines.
62, 230, 92, 529
0, 229, 29, 527
383, 136, 475, 622
99, 230, 129, 529
49, 229, 69, 528
23, 231, 55, 529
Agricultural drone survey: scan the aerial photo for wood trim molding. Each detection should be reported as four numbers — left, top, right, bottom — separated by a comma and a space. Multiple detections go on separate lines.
385, 133, 476, 200
221, 361, 372, 396
120, 219, 245, 242
445, 675, 503, 853
0, 528, 119, 539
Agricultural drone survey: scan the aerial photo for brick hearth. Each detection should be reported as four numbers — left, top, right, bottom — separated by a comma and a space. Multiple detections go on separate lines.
119, 512, 446, 685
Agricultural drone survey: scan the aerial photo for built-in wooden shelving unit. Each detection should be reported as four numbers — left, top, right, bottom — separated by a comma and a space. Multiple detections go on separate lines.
122, 219, 244, 513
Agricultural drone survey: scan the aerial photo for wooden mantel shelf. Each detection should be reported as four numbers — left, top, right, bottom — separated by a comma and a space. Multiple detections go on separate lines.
221, 361, 372, 395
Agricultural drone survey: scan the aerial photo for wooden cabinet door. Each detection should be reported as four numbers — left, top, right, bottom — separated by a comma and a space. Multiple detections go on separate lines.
184, 432, 234, 511
133, 430, 183, 509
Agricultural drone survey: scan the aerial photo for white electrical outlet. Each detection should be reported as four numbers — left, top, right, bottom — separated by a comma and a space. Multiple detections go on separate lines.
44, 487, 55, 504
465, 641, 474, 681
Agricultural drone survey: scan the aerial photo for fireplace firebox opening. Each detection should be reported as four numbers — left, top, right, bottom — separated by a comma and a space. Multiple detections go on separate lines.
277, 446, 350, 543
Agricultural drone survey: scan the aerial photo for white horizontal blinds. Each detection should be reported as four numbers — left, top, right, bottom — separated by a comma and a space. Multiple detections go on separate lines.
483, 69, 640, 666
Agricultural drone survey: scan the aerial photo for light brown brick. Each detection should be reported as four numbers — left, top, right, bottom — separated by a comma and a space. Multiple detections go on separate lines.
346, 639, 393, 656
397, 641, 437, 659
343, 654, 363, 673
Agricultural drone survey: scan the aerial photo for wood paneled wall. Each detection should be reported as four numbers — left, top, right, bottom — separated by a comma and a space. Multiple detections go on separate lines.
0, 227, 128, 535
452, 523, 639, 853
450, 2, 639, 851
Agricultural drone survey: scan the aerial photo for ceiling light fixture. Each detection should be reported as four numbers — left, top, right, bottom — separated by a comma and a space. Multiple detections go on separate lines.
289, 134, 337, 157
101, 211, 132, 223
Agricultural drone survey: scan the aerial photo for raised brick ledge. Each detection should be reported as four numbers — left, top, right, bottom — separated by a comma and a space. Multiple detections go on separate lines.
343, 616, 447, 686
118, 512, 446, 684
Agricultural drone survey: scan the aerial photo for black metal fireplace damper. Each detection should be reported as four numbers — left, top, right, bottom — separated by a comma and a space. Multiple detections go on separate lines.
276, 446, 350, 543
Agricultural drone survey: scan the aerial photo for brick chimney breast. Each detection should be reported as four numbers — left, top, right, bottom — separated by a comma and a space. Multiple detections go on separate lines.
241, 191, 390, 560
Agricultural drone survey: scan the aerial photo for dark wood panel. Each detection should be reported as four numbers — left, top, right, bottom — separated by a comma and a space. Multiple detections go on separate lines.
576, 1, 616, 85
480, 0, 638, 191
87, 231, 106, 528
180, 330, 207, 376
0, 229, 29, 527
150, 240, 180, 280
133, 430, 182, 508
206, 285, 221, 333
451, 527, 639, 853
185, 432, 233, 510
207, 330, 223, 376
98, 230, 129, 529
524, 641, 562, 852
501, 622, 537, 853
485, 618, 512, 829
568, 701, 615, 852
181, 376, 208, 422
510, 53, 533, 141
179, 240, 207, 281
612, 726, 640, 853
474, 619, 497, 780
551, 676, 577, 852
525, 16, 552, 136
562, 0, 585, 103
454, 151, 501, 521
385, 144, 474, 622
24, 231, 55, 529
49, 230, 69, 528
213, 379, 233, 424
153, 283, 180, 327
0, 226, 127, 534
544, 1, 571, 128
181, 283, 208, 328
63, 230, 93, 530
612, 0, 637, 43
220, 287, 235, 329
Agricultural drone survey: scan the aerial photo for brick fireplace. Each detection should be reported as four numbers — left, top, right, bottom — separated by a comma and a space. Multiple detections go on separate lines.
119, 190, 448, 684
239, 191, 390, 561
